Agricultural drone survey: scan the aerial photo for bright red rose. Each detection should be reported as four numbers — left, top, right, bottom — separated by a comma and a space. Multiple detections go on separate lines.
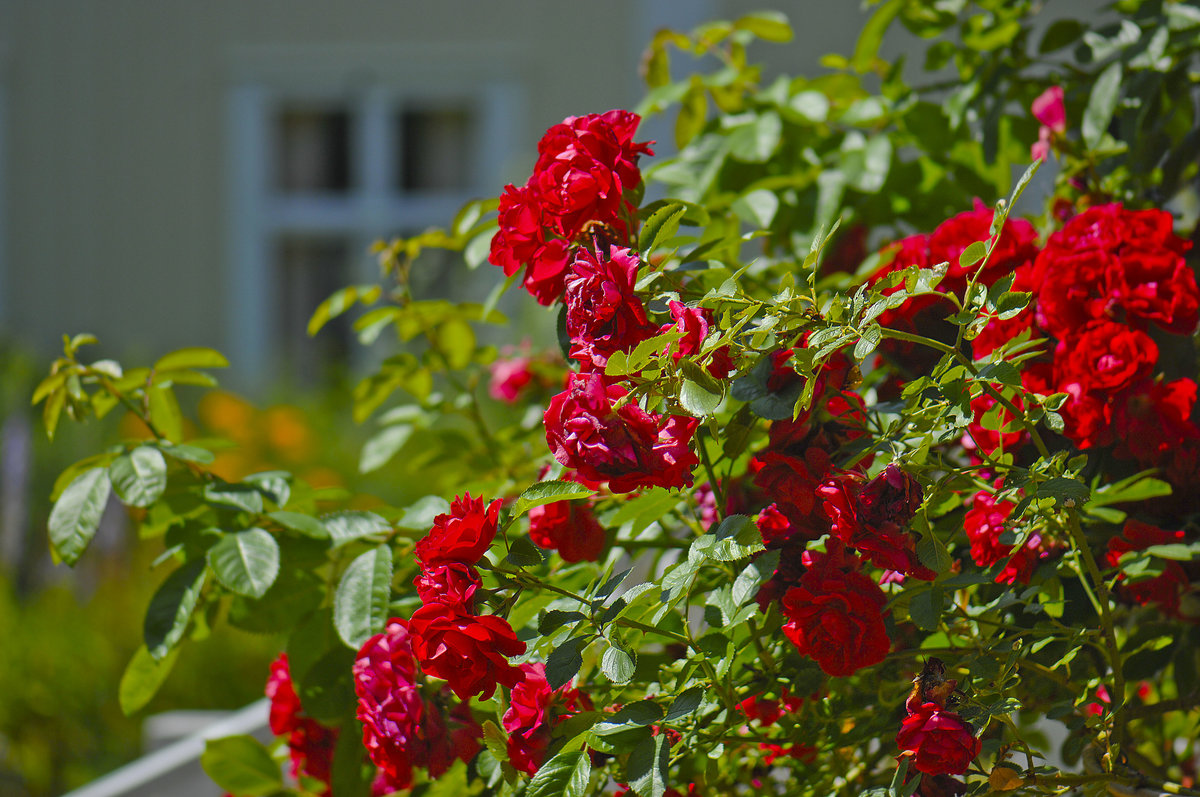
489, 183, 572, 305
564, 245, 654, 370
1054, 320, 1157, 394
818, 467, 935, 580
414, 562, 482, 612
502, 662, 590, 775
1035, 248, 1117, 338
661, 300, 735, 378
266, 653, 338, 790
897, 702, 981, 776
353, 620, 482, 787
929, 200, 1039, 290
781, 542, 891, 676
1115, 247, 1200, 334
414, 493, 502, 567
544, 372, 699, 493
529, 498, 606, 562
408, 603, 526, 700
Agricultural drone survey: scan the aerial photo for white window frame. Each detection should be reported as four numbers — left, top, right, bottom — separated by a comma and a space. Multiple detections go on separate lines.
225, 45, 524, 383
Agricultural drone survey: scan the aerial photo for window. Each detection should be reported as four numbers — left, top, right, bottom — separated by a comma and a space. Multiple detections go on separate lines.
227, 63, 521, 386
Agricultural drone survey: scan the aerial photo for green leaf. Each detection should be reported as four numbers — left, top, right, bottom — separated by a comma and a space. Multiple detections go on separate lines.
664, 687, 704, 721
333, 545, 394, 649
958, 241, 988, 269
158, 442, 216, 465
507, 536, 546, 567
268, 510, 329, 539
610, 700, 665, 726
144, 559, 207, 659
692, 514, 764, 562
330, 715, 375, 797
395, 495, 451, 531
207, 528, 280, 599
675, 79, 708, 148
147, 384, 183, 442
154, 347, 229, 371
733, 11, 792, 42
628, 734, 670, 797
909, 587, 942, 632
510, 480, 596, 519
48, 467, 111, 565
852, 0, 903, 72
482, 720, 509, 763
547, 637, 587, 690
308, 284, 381, 337
731, 188, 779, 228
601, 643, 636, 685
118, 644, 180, 716
200, 735, 282, 795
323, 510, 391, 547
679, 379, 722, 417
359, 424, 413, 474
1143, 542, 1200, 561
527, 750, 591, 797
639, 202, 688, 254
203, 481, 264, 514
1040, 477, 1090, 507
916, 533, 953, 576
1083, 62, 1123, 150
109, 446, 168, 508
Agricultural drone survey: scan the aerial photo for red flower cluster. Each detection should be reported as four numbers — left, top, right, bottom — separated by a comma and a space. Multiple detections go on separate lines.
545, 372, 699, 493
1106, 520, 1193, 618
565, 245, 655, 372
502, 662, 591, 775
353, 620, 482, 790
737, 690, 816, 766
489, 111, 652, 305
661, 300, 735, 379
266, 653, 338, 793
964, 487, 1054, 585
780, 542, 891, 677
407, 494, 526, 700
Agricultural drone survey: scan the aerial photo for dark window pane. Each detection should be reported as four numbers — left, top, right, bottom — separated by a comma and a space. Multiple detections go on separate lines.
275, 236, 352, 383
397, 106, 473, 192
275, 108, 352, 193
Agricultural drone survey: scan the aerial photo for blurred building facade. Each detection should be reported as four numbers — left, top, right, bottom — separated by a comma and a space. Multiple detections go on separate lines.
0, 1, 879, 386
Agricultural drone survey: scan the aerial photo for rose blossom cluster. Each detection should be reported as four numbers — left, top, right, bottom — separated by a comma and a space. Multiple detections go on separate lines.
265, 653, 338, 794
502, 662, 591, 774
736, 344, 932, 676
352, 494, 527, 788
737, 689, 817, 768
489, 111, 652, 305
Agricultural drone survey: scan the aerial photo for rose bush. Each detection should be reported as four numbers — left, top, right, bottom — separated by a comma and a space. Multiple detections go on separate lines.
35, 3, 1200, 796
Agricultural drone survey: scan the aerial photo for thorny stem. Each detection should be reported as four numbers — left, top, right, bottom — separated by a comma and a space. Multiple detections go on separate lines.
1064, 508, 1128, 757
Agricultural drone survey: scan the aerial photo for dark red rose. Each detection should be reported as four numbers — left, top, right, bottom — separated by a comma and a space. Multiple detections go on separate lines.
1054, 320, 1157, 394
408, 604, 526, 700
1113, 379, 1200, 466
780, 542, 891, 676
414, 493, 502, 567
353, 620, 482, 787
897, 702, 981, 776
266, 653, 337, 790
529, 499, 606, 562
1107, 520, 1191, 617
752, 447, 832, 517
1035, 248, 1117, 338
544, 372, 699, 493
818, 467, 935, 580
414, 562, 482, 612
1115, 247, 1200, 334
502, 662, 590, 776
661, 300, 735, 378
564, 245, 654, 370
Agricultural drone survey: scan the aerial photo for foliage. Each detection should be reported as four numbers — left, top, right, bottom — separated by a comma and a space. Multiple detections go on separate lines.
35, 2, 1200, 797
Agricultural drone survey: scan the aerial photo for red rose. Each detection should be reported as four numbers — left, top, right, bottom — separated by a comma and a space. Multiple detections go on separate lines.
1115, 246, 1200, 334
544, 372, 699, 493
1054, 320, 1157, 394
661, 300, 735, 378
266, 653, 338, 790
502, 662, 590, 775
780, 542, 891, 676
414, 562, 482, 611
414, 493, 501, 567
408, 603, 526, 700
897, 702, 981, 775
1113, 378, 1200, 466
529, 499, 606, 562
489, 183, 572, 305
929, 200, 1039, 290
817, 468, 935, 580
1035, 248, 1117, 338
564, 245, 654, 370
488, 353, 536, 403
964, 489, 1052, 585
353, 620, 481, 787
